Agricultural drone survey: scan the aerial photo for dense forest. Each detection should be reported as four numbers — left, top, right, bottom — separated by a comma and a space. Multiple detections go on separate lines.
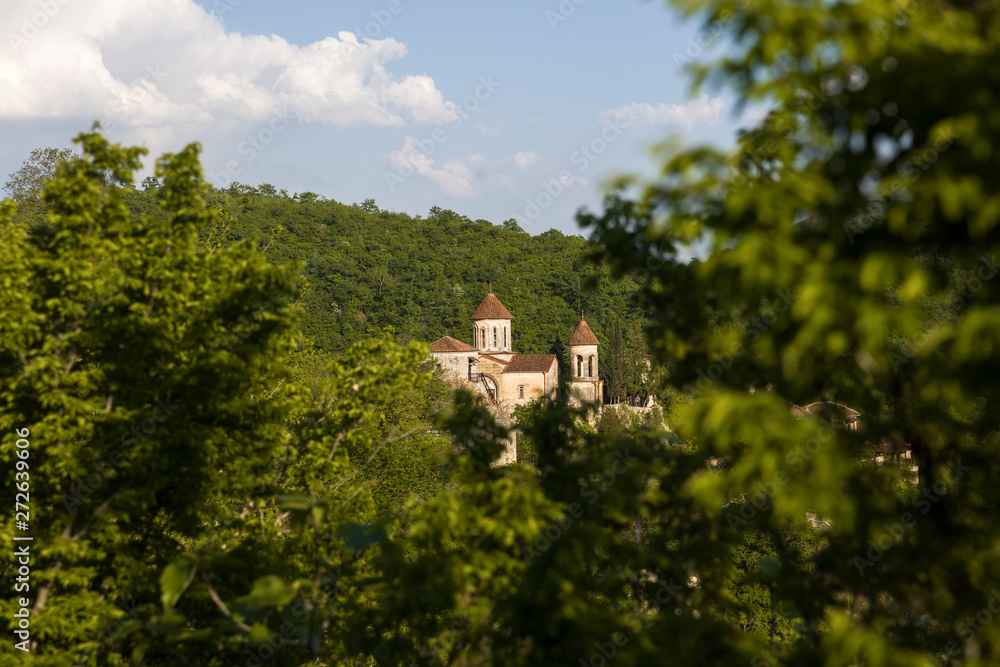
121, 185, 652, 356
6, 163, 668, 405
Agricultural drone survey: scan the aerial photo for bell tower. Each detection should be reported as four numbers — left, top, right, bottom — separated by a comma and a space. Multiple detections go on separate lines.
567, 312, 602, 405
470, 284, 514, 359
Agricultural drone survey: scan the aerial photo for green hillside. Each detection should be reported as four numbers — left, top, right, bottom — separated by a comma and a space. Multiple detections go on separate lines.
125, 185, 651, 355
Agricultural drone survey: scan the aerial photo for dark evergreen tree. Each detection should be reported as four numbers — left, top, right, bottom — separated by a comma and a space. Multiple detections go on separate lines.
602, 317, 627, 403
550, 330, 569, 378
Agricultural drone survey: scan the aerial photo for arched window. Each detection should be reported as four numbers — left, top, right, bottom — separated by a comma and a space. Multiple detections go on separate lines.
481, 327, 486, 347
473, 327, 477, 347
493, 327, 497, 347
577, 355, 583, 377
518, 385, 524, 399
588, 356, 594, 377
503, 327, 507, 348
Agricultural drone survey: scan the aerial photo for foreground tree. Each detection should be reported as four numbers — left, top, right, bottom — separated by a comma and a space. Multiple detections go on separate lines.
579, 0, 1000, 663
0, 131, 303, 664
0, 132, 455, 665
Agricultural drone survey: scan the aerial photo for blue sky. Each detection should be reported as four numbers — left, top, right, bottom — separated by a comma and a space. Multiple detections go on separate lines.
0, 0, 753, 235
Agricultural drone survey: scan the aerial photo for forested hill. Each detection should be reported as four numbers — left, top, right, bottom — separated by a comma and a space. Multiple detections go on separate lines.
128, 187, 650, 354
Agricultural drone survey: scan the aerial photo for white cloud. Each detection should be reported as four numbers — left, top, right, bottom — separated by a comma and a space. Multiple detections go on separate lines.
597, 94, 726, 129
475, 124, 500, 137
556, 171, 589, 190
738, 103, 772, 128
0, 0, 453, 130
513, 150, 537, 169
387, 136, 483, 199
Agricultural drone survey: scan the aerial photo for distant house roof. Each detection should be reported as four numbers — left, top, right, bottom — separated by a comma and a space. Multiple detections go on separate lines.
430, 336, 476, 353
790, 401, 864, 432
801, 402, 861, 420
568, 319, 600, 346
503, 354, 557, 374
470, 289, 514, 321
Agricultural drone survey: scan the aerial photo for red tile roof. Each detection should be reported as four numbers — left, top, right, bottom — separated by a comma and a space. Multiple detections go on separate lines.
430, 336, 476, 352
568, 319, 600, 346
503, 354, 556, 374
470, 290, 514, 320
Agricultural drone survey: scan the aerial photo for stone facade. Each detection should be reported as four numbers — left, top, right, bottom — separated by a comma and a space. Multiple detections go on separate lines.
428, 288, 603, 464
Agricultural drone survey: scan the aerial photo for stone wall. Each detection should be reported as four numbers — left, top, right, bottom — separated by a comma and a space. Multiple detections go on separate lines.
432, 350, 471, 381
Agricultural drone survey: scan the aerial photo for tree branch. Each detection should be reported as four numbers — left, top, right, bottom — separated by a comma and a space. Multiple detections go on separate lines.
202, 572, 253, 633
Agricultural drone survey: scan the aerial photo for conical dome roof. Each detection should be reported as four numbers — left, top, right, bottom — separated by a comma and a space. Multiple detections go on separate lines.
568, 319, 599, 346
470, 289, 514, 320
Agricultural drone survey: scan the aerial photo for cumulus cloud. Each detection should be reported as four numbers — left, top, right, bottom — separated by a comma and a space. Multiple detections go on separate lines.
597, 94, 725, 129
0, 0, 453, 130
513, 150, 537, 169
387, 136, 484, 199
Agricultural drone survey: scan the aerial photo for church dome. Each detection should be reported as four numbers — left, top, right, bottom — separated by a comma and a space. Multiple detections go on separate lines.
470, 289, 514, 321
568, 319, 600, 346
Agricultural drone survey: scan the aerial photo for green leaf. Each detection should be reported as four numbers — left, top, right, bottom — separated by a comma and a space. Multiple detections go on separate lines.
278, 494, 311, 511
160, 559, 195, 612
235, 575, 298, 612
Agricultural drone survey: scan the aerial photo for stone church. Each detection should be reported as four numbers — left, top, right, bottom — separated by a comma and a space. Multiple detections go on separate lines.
428, 286, 604, 451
